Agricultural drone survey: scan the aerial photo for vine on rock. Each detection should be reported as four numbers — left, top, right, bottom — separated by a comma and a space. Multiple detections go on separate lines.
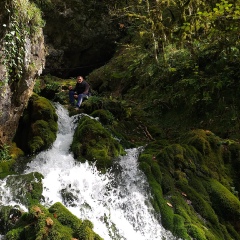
0, 0, 44, 87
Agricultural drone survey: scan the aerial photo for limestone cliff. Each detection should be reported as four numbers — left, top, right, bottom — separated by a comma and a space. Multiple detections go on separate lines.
0, 0, 45, 145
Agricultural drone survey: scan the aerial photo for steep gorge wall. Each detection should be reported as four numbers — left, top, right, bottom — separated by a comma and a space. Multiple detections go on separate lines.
0, 0, 45, 145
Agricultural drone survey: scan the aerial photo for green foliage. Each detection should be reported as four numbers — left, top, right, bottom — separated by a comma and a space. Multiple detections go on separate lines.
0, 144, 21, 177
0, 145, 12, 162
0, 160, 16, 179
31, 0, 53, 11
1, 0, 44, 86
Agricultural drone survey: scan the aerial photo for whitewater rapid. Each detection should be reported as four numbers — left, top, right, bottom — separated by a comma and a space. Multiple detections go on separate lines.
1, 103, 177, 240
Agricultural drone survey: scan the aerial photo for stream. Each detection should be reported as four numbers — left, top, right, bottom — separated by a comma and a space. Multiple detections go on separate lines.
0, 103, 177, 240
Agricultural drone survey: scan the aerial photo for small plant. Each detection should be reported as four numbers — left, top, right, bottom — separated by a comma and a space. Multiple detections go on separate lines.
0, 144, 12, 162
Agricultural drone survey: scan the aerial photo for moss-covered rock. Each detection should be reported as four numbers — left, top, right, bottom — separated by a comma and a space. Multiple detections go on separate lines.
0, 206, 22, 235
90, 109, 115, 125
71, 115, 125, 169
139, 161, 175, 235
34, 75, 74, 105
5, 172, 44, 207
0, 159, 16, 179
14, 93, 58, 154
204, 179, 240, 223
5, 203, 103, 240
138, 134, 240, 240
75, 219, 103, 240
48, 202, 82, 230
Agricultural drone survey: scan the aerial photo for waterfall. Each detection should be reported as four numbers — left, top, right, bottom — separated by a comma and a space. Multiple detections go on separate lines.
0, 103, 177, 240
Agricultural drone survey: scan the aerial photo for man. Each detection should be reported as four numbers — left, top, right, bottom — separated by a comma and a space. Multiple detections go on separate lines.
69, 76, 90, 109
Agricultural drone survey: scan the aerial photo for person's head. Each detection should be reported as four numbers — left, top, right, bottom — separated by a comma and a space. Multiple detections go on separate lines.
77, 76, 83, 83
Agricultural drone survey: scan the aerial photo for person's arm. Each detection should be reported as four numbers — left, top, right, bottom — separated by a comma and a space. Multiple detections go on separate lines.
73, 84, 77, 92
83, 81, 90, 94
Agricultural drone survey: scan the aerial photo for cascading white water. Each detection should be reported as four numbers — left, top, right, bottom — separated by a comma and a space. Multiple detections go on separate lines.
0, 103, 177, 240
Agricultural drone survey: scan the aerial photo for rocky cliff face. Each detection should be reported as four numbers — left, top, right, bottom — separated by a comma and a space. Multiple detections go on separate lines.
0, 0, 123, 146
0, 0, 45, 145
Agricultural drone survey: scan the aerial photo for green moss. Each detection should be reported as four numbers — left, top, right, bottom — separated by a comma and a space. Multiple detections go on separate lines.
187, 174, 209, 200
173, 214, 190, 239
139, 161, 175, 232
187, 224, 206, 240
171, 196, 192, 223
0, 206, 22, 235
75, 220, 98, 240
182, 130, 215, 155
6, 203, 102, 240
29, 119, 57, 152
28, 136, 44, 153
161, 171, 175, 194
71, 116, 125, 169
49, 202, 82, 230
14, 93, 58, 154
204, 179, 240, 221
82, 96, 131, 121
90, 109, 115, 125
9, 142, 24, 160
49, 203, 103, 240
5, 172, 43, 207
31, 94, 58, 122
156, 143, 201, 174
139, 153, 162, 184
0, 159, 16, 179
226, 223, 240, 240
178, 183, 219, 225
5, 227, 24, 240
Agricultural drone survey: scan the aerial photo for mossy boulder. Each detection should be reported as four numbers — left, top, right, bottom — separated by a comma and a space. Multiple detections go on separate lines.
49, 202, 103, 240
82, 96, 132, 121
156, 143, 203, 176
14, 93, 58, 154
48, 202, 82, 230
90, 109, 115, 125
0, 206, 23, 235
139, 160, 176, 235
71, 116, 125, 169
204, 179, 240, 223
138, 135, 240, 240
5, 203, 102, 240
5, 172, 44, 207
0, 159, 16, 179
34, 75, 74, 105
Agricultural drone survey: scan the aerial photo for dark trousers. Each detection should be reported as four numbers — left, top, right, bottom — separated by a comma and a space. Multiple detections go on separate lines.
69, 90, 89, 107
